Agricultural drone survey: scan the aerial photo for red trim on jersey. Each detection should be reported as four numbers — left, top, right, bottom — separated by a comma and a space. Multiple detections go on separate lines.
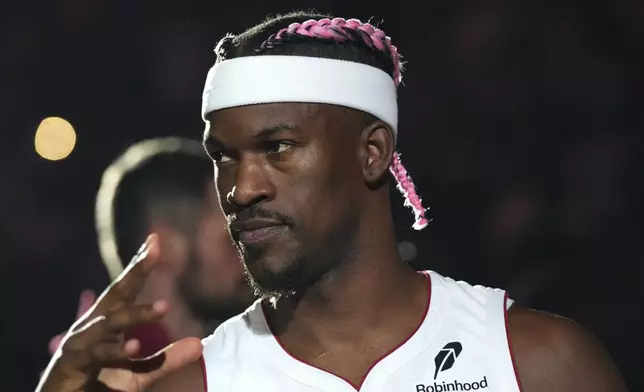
263, 271, 432, 391
200, 355, 208, 392
504, 293, 525, 392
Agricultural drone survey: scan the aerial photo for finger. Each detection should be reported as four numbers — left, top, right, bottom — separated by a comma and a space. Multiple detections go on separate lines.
91, 338, 141, 363
87, 234, 161, 319
65, 300, 168, 356
104, 301, 169, 333
48, 333, 65, 355
57, 316, 108, 368
133, 338, 203, 388
76, 289, 97, 319
63, 290, 98, 334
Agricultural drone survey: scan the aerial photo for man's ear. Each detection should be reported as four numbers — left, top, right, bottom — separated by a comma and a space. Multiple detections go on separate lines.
359, 120, 395, 186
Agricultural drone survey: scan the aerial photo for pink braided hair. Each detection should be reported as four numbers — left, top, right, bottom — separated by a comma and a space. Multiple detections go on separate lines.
390, 152, 429, 229
258, 17, 403, 86
258, 17, 429, 229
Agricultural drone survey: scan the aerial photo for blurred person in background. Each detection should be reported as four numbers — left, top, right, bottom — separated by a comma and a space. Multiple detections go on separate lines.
47, 137, 255, 358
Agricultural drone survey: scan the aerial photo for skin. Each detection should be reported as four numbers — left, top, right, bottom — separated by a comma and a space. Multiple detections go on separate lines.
46, 186, 253, 350
35, 235, 203, 392
36, 103, 628, 392
509, 307, 627, 391
39, 185, 254, 392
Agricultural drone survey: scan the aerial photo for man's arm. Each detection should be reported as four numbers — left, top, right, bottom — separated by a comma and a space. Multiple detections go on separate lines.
507, 306, 628, 392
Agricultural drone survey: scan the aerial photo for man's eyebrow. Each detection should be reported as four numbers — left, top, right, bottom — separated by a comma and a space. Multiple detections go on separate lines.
253, 123, 302, 139
202, 123, 302, 149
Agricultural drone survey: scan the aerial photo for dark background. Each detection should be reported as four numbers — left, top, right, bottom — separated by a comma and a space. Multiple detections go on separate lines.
1, 0, 642, 390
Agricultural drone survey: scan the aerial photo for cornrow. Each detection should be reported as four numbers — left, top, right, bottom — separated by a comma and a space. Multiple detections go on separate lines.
256, 17, 403, 86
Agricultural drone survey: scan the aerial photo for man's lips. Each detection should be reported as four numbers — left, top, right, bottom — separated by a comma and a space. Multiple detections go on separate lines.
230, 218, 288, 244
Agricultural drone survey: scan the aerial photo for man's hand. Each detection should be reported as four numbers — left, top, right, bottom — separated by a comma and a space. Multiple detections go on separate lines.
36, 235, 203, 392
39, 290, 97, 379
48, 290, 97, 355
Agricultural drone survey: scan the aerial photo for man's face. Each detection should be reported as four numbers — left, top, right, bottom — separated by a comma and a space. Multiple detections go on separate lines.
178, 185, 255, 322
204, 103, 366, 297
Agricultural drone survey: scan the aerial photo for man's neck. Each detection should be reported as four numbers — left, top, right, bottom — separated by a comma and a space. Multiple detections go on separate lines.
268, 224, 428, 349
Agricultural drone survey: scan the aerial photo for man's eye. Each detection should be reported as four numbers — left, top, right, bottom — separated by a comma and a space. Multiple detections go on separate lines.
266, 142, 293, 155
211, 151, 232, 163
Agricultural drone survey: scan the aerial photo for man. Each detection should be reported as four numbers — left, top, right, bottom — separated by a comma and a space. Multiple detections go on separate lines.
36, 12, 627, 392
46, 137, 254, 357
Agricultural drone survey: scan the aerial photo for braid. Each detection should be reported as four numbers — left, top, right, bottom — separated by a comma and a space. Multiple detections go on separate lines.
214, 33, 235, 62
256, 18, 403, 86
390, 152, 429, 230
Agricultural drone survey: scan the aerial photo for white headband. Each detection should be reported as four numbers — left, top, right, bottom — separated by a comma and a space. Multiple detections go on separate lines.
201, 56, 398, 133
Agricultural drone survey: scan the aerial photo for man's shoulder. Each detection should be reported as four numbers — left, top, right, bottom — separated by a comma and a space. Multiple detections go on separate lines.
507, 306, 611, 363
508, 306, 586, 343
507, 306, 627, 391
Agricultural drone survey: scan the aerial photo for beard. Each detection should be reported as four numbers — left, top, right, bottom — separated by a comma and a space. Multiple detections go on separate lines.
236, 210, 361, 302
240, 246, 306, 301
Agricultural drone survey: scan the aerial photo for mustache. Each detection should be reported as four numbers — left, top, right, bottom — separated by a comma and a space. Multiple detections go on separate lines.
227, 205, 295, 227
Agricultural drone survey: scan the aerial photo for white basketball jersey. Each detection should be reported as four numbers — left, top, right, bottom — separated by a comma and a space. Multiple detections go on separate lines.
201, 271, 523, 392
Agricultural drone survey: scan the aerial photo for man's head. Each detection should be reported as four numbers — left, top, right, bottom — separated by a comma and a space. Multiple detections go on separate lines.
96, 137, 253, 323
201, 12, 427, 298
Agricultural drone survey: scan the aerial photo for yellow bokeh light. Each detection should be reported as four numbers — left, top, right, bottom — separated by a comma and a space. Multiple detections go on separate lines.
34, 117, 77, 161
